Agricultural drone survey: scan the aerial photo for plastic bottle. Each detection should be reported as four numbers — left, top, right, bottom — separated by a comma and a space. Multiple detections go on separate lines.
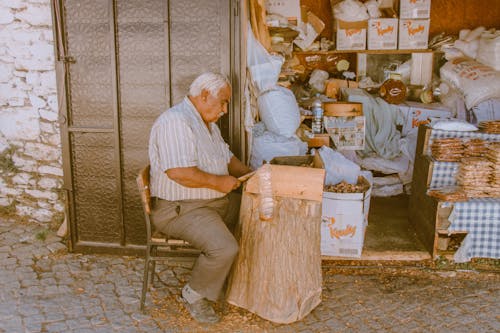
311, 93, 323, 134
258, 163, 274, 221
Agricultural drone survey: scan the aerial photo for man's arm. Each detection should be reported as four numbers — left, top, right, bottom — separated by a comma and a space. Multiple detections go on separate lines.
166, 167, 240, 193
227, 156, 252, 178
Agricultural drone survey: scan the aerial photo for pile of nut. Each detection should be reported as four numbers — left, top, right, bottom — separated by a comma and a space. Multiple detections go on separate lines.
324, 180, 370, 193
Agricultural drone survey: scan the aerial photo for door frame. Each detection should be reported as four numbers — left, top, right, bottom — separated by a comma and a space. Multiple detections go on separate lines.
52, 0, 243, 254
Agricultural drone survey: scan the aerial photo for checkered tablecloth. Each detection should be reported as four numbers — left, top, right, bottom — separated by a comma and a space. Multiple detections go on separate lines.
448, 198, 500, 260
426, 129, 500, 155
429, 161, 459, 189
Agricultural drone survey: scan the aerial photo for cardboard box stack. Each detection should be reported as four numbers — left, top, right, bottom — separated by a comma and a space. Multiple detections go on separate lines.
398, 0, 431, 49
397, 101, 452, 136
336, 20, 367, 51
367, 5, 398, 50
323, 102, 365, 150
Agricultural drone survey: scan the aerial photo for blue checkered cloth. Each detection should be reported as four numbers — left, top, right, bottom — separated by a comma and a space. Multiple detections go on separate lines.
448, 198, 500, 260
426, 128, 500, 155
429, 161, 459, 189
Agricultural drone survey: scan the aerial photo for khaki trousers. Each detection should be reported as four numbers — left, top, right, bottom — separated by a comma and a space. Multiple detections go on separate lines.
150, 193, 240, 301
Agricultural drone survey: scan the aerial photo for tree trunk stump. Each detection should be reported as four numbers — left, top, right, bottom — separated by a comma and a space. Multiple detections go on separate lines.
226, 164, 324, 324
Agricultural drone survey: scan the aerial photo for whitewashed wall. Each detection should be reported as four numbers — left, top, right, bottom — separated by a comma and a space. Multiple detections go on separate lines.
0, 0, 64, 224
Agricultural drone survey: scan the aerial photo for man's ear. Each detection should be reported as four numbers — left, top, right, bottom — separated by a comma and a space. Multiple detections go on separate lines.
200, 89, 209, 102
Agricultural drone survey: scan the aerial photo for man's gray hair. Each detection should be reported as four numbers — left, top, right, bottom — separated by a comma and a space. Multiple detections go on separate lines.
189, 72, 231, 97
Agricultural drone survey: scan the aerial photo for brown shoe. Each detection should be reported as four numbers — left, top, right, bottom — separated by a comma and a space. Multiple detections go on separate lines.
181, 297, 220, 324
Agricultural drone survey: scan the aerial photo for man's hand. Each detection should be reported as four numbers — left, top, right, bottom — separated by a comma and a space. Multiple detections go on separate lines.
218, 175, 241, 193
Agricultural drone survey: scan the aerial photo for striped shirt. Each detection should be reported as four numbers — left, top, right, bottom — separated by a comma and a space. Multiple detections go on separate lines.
148, 97, 233, 200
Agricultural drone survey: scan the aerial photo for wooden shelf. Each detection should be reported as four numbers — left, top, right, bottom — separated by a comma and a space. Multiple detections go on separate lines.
437, 230, 467, 235
293, 49, 432, 55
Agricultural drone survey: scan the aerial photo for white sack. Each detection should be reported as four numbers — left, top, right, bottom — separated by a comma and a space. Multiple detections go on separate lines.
258, 86, 301, 138
318, 146, 360, 185
430, 119, 478, 132
476, 30, 500, 71
247, 25, 284, 93
333, 0, 369, 21
440, 57, 500, 109
250, 131, 307, 170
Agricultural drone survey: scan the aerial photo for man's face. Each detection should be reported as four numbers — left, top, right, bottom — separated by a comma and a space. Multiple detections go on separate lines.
200, 84, 231, 124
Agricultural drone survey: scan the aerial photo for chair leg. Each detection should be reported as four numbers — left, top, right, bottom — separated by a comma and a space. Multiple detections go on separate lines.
140, 257, 150, 311
151, 260, 156, 285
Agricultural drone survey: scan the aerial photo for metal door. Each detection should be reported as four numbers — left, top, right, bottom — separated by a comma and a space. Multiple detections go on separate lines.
53, 0, 240, 253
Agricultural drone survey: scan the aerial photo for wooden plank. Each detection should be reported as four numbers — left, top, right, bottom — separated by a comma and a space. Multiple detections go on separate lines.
436, 202, 453, 230
301, 0, 333, 40
281, 0, 500, 44
426, 158, 434, 188
422, 126, 432, 157
308, 134, 330, 148
322, 250, 431, 261
409, 129, 439, 257
430, 0, 500, 36
411, 195, 438, 257
415, 124, 430, 159
297, 123, 331, 148
246, 164, 325, 202
323, 102, 363, 117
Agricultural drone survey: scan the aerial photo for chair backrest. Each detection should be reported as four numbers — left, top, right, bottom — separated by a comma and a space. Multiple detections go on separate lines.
137, 165, 152, 215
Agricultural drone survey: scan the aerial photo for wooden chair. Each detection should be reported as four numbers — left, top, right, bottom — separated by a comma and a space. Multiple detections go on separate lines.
136, 165, 199, 311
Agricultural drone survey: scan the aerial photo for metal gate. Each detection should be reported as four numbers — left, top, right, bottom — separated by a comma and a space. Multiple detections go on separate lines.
52, 0, 241, 253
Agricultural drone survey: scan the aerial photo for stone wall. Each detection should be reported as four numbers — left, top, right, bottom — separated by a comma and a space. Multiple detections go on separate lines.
0, 0, 64, 225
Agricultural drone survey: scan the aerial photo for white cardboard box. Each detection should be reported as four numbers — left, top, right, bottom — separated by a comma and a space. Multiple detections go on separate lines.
399, 101, 452, 136
367, 18, 398, 50
336, 20, 367, 50
321, 177, 371, 257
324, 115, 365, 150
399, 19, 430, 49
265, 0, 301, 23
399, 0, 431, 19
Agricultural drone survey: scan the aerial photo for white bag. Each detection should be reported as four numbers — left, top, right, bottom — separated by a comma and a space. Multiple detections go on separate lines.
250, 131, 308, 170
318, 146, 360, 185
440, 57, 500, 109
258, 86, 301, 138
476, 30, 500, 71
247, 25, 284, 93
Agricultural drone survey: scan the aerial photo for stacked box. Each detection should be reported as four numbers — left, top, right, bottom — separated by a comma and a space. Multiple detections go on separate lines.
399, 0, 431, 19
265, 0, 301, 23
398, 101, 452, 136
368, 18, 398, 50
399, 18, 430, 49
336, 20, 367, 50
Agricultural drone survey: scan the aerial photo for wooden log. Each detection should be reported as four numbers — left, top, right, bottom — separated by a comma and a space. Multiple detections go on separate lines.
226, 167, 324, 323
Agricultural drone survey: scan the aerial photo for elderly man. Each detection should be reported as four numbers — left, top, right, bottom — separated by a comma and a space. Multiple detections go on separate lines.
148, 72, 251, 323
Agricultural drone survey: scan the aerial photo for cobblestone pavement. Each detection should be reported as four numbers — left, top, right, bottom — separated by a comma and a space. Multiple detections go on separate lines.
1, 218, 499, 333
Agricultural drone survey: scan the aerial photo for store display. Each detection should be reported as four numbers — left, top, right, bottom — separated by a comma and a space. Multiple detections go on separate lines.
478, 120, 500, 134
463, 139, 488, 157
456, 157, 494, 198
430, 138, 464, 162
427, 186, 467, 202
485, 142, 500, 197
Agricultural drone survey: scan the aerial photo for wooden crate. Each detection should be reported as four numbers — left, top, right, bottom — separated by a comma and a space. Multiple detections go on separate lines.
409, 125, 468, 258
